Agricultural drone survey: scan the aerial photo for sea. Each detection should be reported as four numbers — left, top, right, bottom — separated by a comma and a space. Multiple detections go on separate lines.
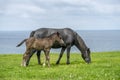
0, 30, 120, 54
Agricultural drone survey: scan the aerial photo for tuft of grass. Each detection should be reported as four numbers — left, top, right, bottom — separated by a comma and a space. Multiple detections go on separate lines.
0, 51, 120, 80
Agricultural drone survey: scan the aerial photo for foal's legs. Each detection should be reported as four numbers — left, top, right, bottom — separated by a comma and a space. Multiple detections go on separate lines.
43, 49, 50, 67
56, 47, 66, 64
22, 50, 31, 67
26, 49, 36, 66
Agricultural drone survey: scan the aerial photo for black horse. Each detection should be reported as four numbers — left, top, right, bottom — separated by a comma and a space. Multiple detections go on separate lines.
17, 28, 91, 65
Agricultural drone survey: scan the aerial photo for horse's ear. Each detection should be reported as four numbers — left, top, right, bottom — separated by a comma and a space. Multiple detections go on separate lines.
56, 32, 60, 36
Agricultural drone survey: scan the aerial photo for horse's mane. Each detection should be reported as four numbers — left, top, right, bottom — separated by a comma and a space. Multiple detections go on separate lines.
75, 32, 88, 51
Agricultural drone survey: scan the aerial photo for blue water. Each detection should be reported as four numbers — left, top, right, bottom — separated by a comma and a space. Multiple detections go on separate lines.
0, 30, 120, 54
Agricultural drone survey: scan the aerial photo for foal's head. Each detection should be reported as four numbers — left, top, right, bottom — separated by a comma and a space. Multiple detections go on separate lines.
51, 32, 64, 45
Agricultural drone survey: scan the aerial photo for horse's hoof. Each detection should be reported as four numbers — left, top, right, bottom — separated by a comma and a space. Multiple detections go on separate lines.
66, 62, 70, 65
43, 63, 46, 67
48, 64, 50, 67
38, 62, 42, 65
56, 61, 59, 65
23, 65, 27, 67
21, 64, 23, 66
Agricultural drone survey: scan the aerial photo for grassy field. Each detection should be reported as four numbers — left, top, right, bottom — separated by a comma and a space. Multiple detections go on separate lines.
0, 51, 120, 80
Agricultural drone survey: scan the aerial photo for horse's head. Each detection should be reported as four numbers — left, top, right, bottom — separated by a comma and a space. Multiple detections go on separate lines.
81, 48, 91, 64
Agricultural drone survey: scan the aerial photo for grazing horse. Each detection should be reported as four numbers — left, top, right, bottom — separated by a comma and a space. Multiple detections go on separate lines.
18, 28, 91, 66
17, 32, 64, 67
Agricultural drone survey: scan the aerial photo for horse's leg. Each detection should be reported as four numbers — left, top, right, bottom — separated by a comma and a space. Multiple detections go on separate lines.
22, 50, 30, 67
66, 46, 71, 64
21, 53, 26, 66
43, 51, 47, 67
26, 50, 36, 66
43, 50, 50, 67
36, 50, 41, 65
46, 51, 50, 67
56, 47, 66, 64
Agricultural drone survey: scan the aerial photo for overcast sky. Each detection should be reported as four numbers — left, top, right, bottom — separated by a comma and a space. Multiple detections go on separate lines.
0, 0, 120, 31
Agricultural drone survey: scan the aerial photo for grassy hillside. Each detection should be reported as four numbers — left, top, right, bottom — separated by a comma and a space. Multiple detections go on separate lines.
0, 51, 120, 80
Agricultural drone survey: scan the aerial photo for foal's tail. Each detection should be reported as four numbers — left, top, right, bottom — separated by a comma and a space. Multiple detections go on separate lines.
16, 39, 27, 47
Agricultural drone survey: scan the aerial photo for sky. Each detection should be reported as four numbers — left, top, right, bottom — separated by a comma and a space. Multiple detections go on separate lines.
0, 0, 120, 31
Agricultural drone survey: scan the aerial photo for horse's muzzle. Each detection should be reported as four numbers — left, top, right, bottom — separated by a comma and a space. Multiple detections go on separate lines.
85, 58, 91, 64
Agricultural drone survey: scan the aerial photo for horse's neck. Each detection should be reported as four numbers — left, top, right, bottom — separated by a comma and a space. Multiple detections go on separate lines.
50, 35, 56, 41
75, 34, 87, 52
47, 37, 55, 46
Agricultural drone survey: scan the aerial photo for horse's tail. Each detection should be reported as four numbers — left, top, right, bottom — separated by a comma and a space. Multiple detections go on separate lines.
29, 31, 35, 37
16, 39, 27, 47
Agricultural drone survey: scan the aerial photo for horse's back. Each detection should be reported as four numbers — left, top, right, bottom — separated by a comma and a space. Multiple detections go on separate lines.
30, 28, 76, 46
33, 28, 75, 37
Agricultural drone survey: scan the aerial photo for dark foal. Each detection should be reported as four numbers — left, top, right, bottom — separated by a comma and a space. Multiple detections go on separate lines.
17, 32, 64, 67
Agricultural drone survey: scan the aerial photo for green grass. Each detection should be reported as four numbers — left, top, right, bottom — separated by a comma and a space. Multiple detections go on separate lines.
0, 51, 120, 80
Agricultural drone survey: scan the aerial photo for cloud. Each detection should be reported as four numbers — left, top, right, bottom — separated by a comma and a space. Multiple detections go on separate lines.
30, 0, 120, 17
1, 0, 120, 18
0, 0, 120, 31
0, 10, 3, 14
61, 0, 91, 5
51, 0, 120, 15
3, 3, 46, 18
90, 1, 120, 14
1, 0, 120, 17
62, 0, 120, 15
